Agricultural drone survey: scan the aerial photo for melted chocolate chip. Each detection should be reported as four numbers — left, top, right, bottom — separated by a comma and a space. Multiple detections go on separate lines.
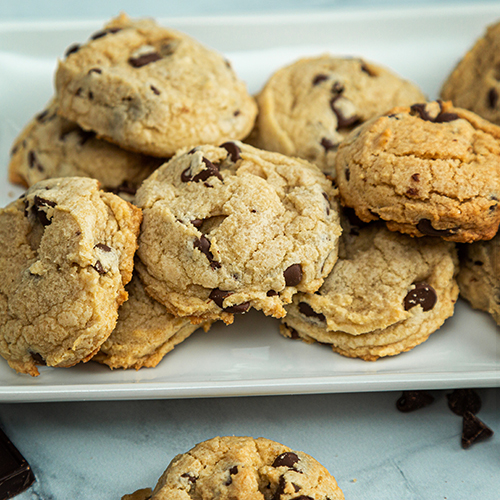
194, 235, 220, 269
95, 243, 111, 252
410, 102, 459, 123
182, 158, 223, 183
330, 95, 361, 130
298, 302, 326, 321
447, 389, 482, 416
272, 452, 299, 468
320, 137, 338, 152
283, 264, 303, 287
224, 302, 250, 314
229, 466, 238, 475
65, 43, 80, 57
267, 290, 278, 296
292, 484, 301, 492
181, 168, 192, 182
31, 196, 56, 226
209, 288, 232, 308
396, 390, 434, 412
404, 283, 437, 312
312, 74, 328, 85
462, 411, 494, 449
488, 88, 499, 109
129, 52, 162, 68
273, 476, 286, 500
220, 142, 241, 162
417, 219, 456, 237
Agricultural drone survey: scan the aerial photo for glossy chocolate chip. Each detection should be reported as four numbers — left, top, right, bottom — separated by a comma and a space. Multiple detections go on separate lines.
410, 102, 459, 123
447, 389, 482, 416
220, 142, 241, 162
95, 243, 111, 252
193, 158, 223, 182
404, 283, 437, 312
191, 218, 203, 228
93, 260, 105, 274
312, 74, 329, 85
129, 52, 162, 68
417, 219, 456, 237
224, 302, 250, 314
462, 411, 494, 449
272, 452, 299, 468
488, 88, 499, 109
298, 302, 325, 321
396, 390, 434, 412
209, 288, 232, 308
283, 264, 302, 287
330, 95, 360, 129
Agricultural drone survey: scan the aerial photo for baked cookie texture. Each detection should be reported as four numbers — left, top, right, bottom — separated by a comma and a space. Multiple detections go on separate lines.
335, 100, 500, 243
8, 100, 163, 199
55, 13, 257, 157
280, 216, 459, 361
440, 20, 500, 126
457, 232, 500, 325
0, 177, 142, 376
135, 141, 341, 324
252, 55, 425, 176
122, 436, 345, 500
94, 274, 211, 370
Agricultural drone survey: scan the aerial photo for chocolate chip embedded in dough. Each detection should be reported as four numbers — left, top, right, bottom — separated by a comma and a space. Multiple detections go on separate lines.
312, 74, 329, 86
416, 218, 457, 237
93, 260, 106, 274
396, 390, 434, 412
32, 196, 56, 226
283, 264, 303, 287
330, 95, 360, 130
488, 88, 499, 109
461, 411, 494, 449
298, 302, 326, 322
220, 141, 241, 162
194, 235, 220, 269
181, 473, 197, 484
128, 51, 162, 68
150, 85, 161, 95
320, 137, 338, 152
224, 302, 250, 314
209, 288, 232, 308
331, 81, 344, 94
272, 452, 300, 469
90, 27, 121, 40
65, 43, 81, 57
95, 243, 111, 252
446, 389, 482, 416
403, 283, 437, 312
182, 158, 223, 183
267, 290, 278, 297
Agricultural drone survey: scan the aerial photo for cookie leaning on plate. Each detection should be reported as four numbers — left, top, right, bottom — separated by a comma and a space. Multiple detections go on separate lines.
335, 100, 500, 243
122, 436, 345, 500
0, 177, 142, 376
134, 141, 341, 324
55, 13, 257, 157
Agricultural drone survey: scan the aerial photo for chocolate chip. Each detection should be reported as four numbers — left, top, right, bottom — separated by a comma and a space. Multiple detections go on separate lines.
292, 484, 301, 492
284, 264, 302, 287
312, 74, 329, 85
404, 283, 437, 312
209, 288, 232, 308
273, 476, 286, 500
88, 91, 94, 100
360, 61, 377, 77
291, 496, 313, 500
224, 302, 250, 314
129, 52, 162, 68
220, 142, 241, 162
406, 187, 418, 196
88, 68, 102, 75
462, 411, 494, 449
411, 173, 420, 182
447, 389, 482, 416
474, 260, 484, 266
320, 137, 338, 152
234, 110, 241, 117
272, 452, 300, 468
35, 109, 49, 122
417, 219, 457, 237
95, 243, 111, 252
410, 102, 459, 123
396, 390, 434, 412
434, 111, 459, 123
32, 196, 56, 226
488, 88, 499, 109
150, 85, 161, 95
298, 302, 326, 321
331, 81, 344, 94
330, 95, 360, 129
65, 43, 81, 57
322, 192, 331, 215
284, 324, 300, 339
191, 218, 203, 228
181, 473, 197, 483
78, 129, 96, 146
181, 168, 192, 182
30, 351, 46, 365
93, 260, 105, 274
229, 466, 238, 475
90, 27, 121, 40
345, 167, 350, 181
194, 235, 220, 269
267, 290, 278, 296
182, 158, 223, 183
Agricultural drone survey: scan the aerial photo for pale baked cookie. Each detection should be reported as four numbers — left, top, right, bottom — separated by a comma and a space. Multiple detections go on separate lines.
441, 20, 500, 125
55, 13, 257, 157
122, 436, 345, 500
135, 141, 341, 324
94, 274, 211, 370
280, 217, 459, 361
252, 55, 425, 175
0, 177, 142, 376
9, 100, 164, 199
335, 100, 500, 243
457, 233, 500, 325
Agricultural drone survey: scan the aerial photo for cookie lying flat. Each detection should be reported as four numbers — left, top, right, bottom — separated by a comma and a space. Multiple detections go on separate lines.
135, 141, 341, 324
0, 177, 142, 376
55, 13, 257, 157
252, 55, 425, 176
280, 218, 459, 361
9, 100, 163, 199
441, 20, 500, 126
457, 232, 500, 325
94, 274, 211, 370
122, 436, 345, 500
335, 100, 500, 243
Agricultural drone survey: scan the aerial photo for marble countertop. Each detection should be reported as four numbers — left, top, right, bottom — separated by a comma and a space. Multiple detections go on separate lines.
0, 1, 499, 499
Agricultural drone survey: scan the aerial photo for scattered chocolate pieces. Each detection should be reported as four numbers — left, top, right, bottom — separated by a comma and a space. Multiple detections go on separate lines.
461, 411, 494, 449
446, 389, 482, 416
396, 390, 435, 412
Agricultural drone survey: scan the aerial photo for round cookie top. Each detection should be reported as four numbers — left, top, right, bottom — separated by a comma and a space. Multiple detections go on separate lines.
253, 55, 425, 175
440, 20, 500, 125
0, 177, 142, 376
55, 13, 257, 157
139, 436, 345, 500
135, 141, 341, 324
335, 100, 500, 243
9, 99, 163, 199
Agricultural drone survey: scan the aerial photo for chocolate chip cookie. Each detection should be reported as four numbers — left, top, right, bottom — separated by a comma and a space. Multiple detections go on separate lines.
0, 177, 142, 376
55, 13, 257, 157
335, 100, 500, 243
122, 436, 345, 500
252, 55, 425, 175
457, 232, 500, 325
280, 216, 459, 361
135, 141, 341, 324
440, 20, 500, 126
9, 100, 163, 199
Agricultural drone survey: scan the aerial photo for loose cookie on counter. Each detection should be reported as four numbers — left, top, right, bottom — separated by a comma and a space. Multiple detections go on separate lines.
251, 55, 425, 176
280, 216, 459, 361
457, 232, 500, 325
9, 100, 164, 199
94, 274, 212, 370
134, 141, 341, 324
0, 177, 142, 376
55, 13, 257, 157
122, 436, 345, 500
335, 100, 500, 243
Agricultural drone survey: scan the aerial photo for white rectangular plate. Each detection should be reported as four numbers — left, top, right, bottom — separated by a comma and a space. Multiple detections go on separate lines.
0, 4, 499, 402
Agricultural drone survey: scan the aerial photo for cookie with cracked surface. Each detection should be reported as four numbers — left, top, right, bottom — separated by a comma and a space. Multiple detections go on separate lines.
0, 177, 142, 376
94, 274, 211, 370
280, 217, 459, 361
457, 232, 500, 325
135, 141, 341, 324
440, 20, 500, 126
9, 100, 164, 200
55, 13, 257, 157
252, 55, 425, 176
335, 100, 500, 243
122, 436, 345, 500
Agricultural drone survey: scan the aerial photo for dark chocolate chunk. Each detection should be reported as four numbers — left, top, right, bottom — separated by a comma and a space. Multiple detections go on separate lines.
320, 137, 338, 152
209, 288, 232, 308
90, 27, 121, 40
32, 196, 56, 226
223, 301, 250, 314
272, 452, 299, 469
312, 74, 329, 86
194, 235, 220, 269
129, 52, 162, 68
446, 389, 482, 416
181, 472, 197, 483
95, 243, 111, 252
150, 85, 161, 95
27, 151, 44, 173
330, 95, 361, 129
229, 466, 238, 475
417, 218, 456, 237
182, 158, 223, 183
292, 483, 301, 492
191, 219, 203, 228
181, 167, 192, 182
396, 390, 435, 412
0, 426, 36, 499
273, 475, 286, 500
462, 411, 494, 449
220, 142, 241, 162
488, 88, 499, 109
283, 264, 302, 287
403, 283, 437, 312
93, 260, 105, 275
267, 290, 278, 297
298, 302, 326, 321
410, 102, 459, 123
64, 43, 80, 57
